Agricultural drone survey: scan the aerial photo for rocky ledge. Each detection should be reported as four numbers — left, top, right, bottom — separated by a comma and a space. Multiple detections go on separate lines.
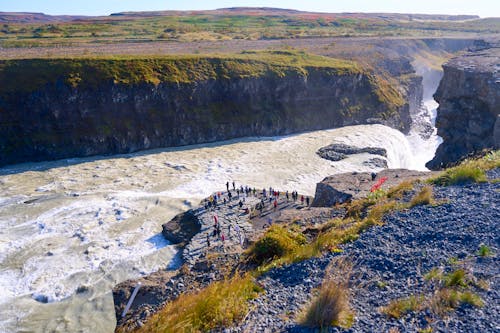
427, 40, 500, 169
311, 169, 435, 207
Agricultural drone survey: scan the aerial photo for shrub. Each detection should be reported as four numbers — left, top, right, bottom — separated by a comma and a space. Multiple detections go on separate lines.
432, 165, 486, 186
301, 258, 354, 328
248, 224, 306, 265
134, 274, 262, 333
409, 186, 434, 207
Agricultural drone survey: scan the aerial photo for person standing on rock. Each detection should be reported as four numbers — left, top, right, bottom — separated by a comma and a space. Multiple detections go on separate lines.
301, 195, 304, 205
306, 197, 310, 206
213, 214, 218, 225
232, 181, 235, 190
226, 181, 229, 191
207, 234, 210, 247
273, 198, 278, 211
286, 191, 289, 202
228, 224, 231, 236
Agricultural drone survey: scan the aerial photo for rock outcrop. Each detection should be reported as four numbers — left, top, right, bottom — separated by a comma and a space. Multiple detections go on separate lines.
311, 169, 434, 207
161, 210, 200, 246
426, 40, 500, 169
0, 52, 410, 166
316, 143, 387, 162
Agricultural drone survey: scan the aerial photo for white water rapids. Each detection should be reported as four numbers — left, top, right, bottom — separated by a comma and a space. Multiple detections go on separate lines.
0, 108, 440, 332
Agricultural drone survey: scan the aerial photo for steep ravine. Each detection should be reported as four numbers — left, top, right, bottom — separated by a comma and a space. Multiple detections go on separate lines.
0, 53, 410, 167
427, 40, 500, 169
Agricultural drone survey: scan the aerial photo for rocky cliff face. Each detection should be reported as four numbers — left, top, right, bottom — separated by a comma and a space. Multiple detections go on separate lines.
426, 41, 500, 169
0, 53, 409, 166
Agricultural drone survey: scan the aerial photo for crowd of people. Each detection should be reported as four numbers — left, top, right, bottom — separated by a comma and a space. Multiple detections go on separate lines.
203, 180, 311, 249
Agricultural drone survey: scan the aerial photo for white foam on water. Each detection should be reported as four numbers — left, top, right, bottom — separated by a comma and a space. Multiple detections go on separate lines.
406, 99, 443, 170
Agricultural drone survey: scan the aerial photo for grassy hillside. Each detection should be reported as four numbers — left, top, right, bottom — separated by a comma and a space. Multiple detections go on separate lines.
1, 10, 498, 48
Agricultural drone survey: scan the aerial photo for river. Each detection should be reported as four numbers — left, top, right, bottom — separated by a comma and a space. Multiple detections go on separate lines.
0, 105, 440, 331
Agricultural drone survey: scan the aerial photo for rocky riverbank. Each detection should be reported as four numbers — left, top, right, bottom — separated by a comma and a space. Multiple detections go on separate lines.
113, 186, 313, 330
113, 165, 499, 332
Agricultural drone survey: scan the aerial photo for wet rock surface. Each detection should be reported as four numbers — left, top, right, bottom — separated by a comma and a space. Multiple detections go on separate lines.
316, 143, 387, 162
161, 210, 200, 245
229, 170, 500, 332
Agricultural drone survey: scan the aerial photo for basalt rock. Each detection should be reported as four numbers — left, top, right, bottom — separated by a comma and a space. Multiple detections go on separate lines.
426, 40, 500, 169
161, 210, 200, 246
0, 55, 410, 167
316, 143, 387, 162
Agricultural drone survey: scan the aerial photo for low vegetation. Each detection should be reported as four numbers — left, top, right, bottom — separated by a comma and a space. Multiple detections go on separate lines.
431, 151, 499, 186
382, 294, 425, 319
132, 274, 262, 333
301, 257, 354, 329
409, 186, 435, 207
382, 259, 487, 320
248, 224, 306, 265
477, 244, 493, 257
0, 50, 362, 95
1, 11, 498, 48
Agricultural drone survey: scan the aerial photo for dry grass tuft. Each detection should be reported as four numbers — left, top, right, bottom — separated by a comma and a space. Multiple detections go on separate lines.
301, 257, 354, 329
386, 180, 414, 199
409, 186, 434, 207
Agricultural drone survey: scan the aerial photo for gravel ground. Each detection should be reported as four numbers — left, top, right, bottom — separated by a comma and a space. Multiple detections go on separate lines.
227, 172, 499, 332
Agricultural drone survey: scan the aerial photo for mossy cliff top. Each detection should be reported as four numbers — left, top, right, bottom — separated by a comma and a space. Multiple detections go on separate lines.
0, 50, 361, 93
0, 50, 406, 111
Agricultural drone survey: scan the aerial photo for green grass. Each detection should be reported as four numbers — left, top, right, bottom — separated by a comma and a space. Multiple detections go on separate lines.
381, 294, 425, 319
1, 13, 499, 48
0, 50, 361, 95
431, 151, 499, 186
248, 224, 307, 265
131, 274, 262, 333
477, 244, 493, 257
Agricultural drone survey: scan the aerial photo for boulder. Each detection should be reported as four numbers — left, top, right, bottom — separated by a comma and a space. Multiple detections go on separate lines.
311, 169, 434, 207
316, 143, 387, 162
161, 210, 200, 245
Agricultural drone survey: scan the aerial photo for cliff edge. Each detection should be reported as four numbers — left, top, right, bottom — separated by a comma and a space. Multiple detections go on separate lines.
427, 40, 500, 169
0, 51, 409, 167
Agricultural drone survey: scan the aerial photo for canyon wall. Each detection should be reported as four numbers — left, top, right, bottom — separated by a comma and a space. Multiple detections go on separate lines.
0, 52, 409, 166
427, 40, 500, 169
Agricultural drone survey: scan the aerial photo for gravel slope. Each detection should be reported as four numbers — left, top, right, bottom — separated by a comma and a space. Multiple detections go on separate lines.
228, 171, 499, 332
